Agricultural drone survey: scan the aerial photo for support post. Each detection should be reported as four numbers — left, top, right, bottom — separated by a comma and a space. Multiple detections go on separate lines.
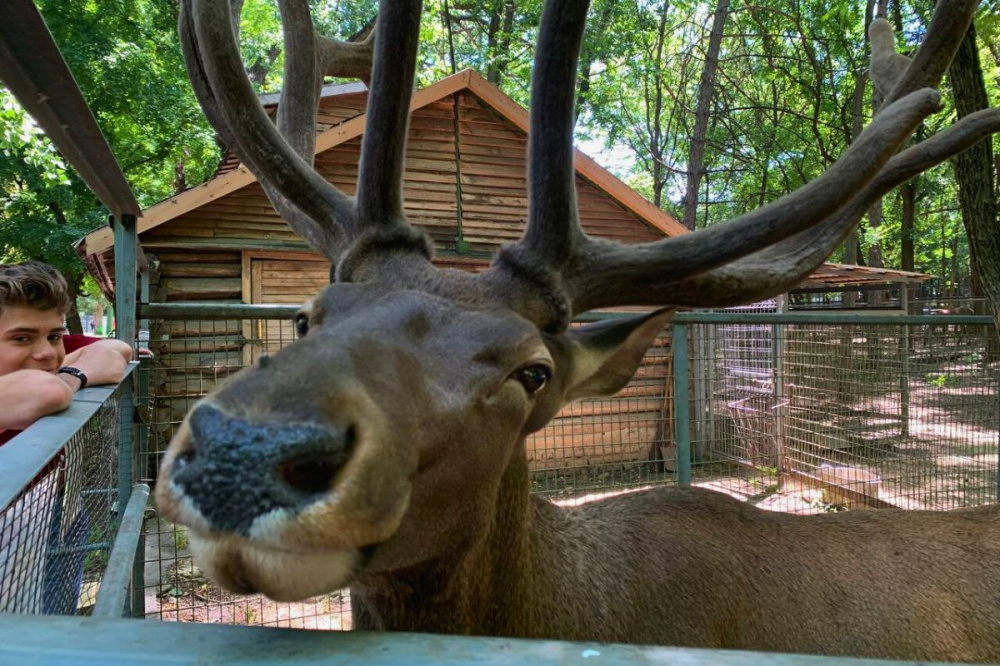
113, 213, 137, 510
691, 324, 705, 463
673, 322, 692, 486
705, 322, 717, 449
772, 295, 787, 486
900, 283, 910, 437
92, 484, 149, 618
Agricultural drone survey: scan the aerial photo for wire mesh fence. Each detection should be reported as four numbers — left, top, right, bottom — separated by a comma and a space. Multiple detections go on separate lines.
135, 306, 999, 631
683, 313, 999, 514
0, 382, 127, 616
137, 309, 352, 628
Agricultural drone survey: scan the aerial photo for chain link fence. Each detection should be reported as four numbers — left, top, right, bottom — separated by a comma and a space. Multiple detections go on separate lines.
0, 378, 131, 615
135, 305, 999, 631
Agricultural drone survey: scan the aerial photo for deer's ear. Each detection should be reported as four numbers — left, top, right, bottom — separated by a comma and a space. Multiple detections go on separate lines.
563, 309, 674, 402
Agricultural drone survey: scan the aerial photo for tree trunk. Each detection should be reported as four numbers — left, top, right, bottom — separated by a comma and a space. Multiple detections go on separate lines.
64, 276, 83, 335
649, 0, 669, 208
843, 0, 878, 274
948, 22, 1000, 360
576, 1, 614, 121
486, 0, 516, 86
901, 180, 915, 272
485, 3, 502, 84
681, 0, 729, 230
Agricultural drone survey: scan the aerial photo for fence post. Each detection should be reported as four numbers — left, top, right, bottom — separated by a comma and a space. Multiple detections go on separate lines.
772, 296, 787, 486
673, 322, 692, 486
114, 213, 137, 511
692, 324, 705, 463
900, 285, 911, 437
131, 358, 151, 618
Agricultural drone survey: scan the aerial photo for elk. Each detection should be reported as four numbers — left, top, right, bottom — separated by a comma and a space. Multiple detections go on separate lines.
157, 0, 1000, 660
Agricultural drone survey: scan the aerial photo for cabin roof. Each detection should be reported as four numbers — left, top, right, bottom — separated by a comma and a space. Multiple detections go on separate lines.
78, 69, 687, 257
76, 69, 929, 289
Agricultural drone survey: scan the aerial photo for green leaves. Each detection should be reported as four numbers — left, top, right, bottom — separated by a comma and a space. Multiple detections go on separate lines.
0, 0, 218, 285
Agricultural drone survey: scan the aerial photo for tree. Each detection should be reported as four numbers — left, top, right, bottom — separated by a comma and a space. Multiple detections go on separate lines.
948, 20, 1000, 330
0, 0, 218, 329
681, 0, 729, 230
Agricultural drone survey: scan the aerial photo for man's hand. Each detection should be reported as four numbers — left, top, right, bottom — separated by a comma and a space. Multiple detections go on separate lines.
60, 343, 128, 389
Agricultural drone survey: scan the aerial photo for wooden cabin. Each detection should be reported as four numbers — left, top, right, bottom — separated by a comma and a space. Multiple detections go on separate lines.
77, 69, 928, 481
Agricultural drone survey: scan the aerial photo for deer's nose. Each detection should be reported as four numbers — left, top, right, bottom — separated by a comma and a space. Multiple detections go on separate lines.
172, 403, 355, 535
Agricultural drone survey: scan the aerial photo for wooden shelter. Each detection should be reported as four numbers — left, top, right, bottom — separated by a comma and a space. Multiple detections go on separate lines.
76, 69, 928, 474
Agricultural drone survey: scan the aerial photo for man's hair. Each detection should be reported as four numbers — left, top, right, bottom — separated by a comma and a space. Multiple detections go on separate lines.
0, 262, 72, 316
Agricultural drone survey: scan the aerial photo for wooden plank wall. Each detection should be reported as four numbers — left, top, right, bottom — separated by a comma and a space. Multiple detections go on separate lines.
142, 91, 664, 254
136, 89, 673, 475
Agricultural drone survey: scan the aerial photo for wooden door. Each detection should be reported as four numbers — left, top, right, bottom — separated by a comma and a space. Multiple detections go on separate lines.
246, 254, 331, 361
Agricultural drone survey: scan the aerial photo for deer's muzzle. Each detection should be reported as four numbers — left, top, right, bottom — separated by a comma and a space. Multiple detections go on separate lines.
170, 403, 354, 536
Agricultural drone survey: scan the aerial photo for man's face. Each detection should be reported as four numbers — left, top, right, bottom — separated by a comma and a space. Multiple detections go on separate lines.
0, 306, 67, 376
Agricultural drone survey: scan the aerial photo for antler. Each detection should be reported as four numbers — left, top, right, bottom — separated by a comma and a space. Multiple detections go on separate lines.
179, 0, 427, 267
487, 0, 989, 318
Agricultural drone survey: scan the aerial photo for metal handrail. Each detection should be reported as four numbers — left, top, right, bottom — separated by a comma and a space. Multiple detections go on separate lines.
0, 613, 958, 665
92, 484, 150, 619
673, 312, 994, 325
0, 364, 136, 513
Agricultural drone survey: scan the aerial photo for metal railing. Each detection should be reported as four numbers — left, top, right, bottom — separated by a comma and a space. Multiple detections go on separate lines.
0, 612, 954, 666
0, 364, 139, 616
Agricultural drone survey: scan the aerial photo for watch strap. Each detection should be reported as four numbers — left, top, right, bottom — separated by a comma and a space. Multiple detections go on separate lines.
58, 366, 88, 389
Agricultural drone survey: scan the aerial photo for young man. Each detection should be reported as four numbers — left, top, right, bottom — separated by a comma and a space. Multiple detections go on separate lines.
0, 261, 131, 445
0, 261, 133, 613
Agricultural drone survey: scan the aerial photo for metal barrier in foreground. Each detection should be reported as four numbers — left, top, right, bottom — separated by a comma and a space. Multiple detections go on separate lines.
0, 613, 960, 666
0, 364, 137, 616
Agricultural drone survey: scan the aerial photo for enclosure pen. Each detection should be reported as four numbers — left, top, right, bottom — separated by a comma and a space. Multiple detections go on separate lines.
0, 367, 137, 616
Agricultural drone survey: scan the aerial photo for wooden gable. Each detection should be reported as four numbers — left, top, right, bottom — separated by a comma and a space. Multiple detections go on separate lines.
140, 89, 664, 261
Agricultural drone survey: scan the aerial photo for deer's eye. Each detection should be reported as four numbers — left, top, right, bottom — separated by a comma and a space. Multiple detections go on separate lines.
294, 313, 310, 338
513, 364, 551, 395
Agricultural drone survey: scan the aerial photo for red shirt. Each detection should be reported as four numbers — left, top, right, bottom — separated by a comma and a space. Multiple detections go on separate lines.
0, 335, 103, 447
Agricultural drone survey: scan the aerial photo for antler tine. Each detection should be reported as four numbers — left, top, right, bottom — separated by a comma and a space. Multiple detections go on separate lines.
573, 107, 1000, 311
555, 0, 982, 316
354, 0, 424, 231
316, 23, 376, 84
564, 88, 939, 305
275, 0, 321, 169
517, 0, 592, 268
181, 0, 358, 261
882, 0, 979, 107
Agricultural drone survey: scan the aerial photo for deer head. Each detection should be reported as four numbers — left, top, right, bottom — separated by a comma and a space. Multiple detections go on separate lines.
157, 0, 996, 603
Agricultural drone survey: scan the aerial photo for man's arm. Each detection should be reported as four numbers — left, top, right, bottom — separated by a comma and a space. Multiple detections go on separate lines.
60, 342, 129, 387
0, 370, 74, 430
0, 344, 129, 431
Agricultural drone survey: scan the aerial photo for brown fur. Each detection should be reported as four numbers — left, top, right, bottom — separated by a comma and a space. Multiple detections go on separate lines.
355, 457, 1000, 661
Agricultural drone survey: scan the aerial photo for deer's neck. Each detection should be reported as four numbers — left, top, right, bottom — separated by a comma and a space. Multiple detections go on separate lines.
352, 449, 565, 637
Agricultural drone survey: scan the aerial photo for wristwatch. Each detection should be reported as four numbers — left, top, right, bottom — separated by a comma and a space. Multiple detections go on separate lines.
58, 366, 88, 389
